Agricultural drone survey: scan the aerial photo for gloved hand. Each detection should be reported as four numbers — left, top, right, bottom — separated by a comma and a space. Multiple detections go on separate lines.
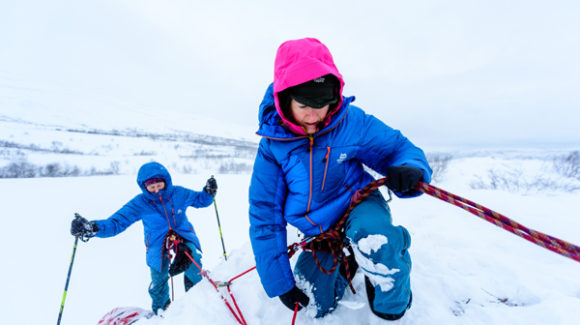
169, 242, 193, 276
204, 176, 218, 195
279, 286, 310, 311
385, 166, 423, 193
70, 214, 98, 238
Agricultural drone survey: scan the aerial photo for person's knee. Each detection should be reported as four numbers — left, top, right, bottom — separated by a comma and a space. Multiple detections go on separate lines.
351, 225, 404, 256
346, 204, 393, 243
350, 226, 411, 279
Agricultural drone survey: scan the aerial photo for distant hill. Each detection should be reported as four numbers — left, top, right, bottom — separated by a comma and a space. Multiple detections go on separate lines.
0, 115, 258, 177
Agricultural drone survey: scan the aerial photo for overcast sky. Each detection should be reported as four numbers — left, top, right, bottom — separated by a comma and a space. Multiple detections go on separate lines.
1, 0, 579, 149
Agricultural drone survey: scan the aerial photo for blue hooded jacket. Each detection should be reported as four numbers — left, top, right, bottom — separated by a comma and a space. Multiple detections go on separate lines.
249, 39, 432, 298
94, 162, 213, 271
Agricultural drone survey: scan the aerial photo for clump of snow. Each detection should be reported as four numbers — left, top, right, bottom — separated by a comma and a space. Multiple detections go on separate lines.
351, 241, 400, 293
355, 234, 388, 255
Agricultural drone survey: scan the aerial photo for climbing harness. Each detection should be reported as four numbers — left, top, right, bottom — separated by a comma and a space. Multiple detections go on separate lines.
293, 176, 390, 294
164, 231, 182, 301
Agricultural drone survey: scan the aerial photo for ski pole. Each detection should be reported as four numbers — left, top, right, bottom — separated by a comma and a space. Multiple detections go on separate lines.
57, 235, 80, 325
211, 186, 228, 261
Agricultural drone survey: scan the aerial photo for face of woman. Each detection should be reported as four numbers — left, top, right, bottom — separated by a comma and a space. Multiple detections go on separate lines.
289, 99, 330, 134
146, 182, 165, 194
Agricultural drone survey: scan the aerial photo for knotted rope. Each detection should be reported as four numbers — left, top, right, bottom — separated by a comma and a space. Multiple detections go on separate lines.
296, 178, 390, 293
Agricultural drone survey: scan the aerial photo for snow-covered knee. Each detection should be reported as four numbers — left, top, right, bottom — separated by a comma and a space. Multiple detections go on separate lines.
350, 234, 402, 292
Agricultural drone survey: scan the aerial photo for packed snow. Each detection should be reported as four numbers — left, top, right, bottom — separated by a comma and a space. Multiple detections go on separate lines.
356, 235, 389, 255
1, 152, 579, 325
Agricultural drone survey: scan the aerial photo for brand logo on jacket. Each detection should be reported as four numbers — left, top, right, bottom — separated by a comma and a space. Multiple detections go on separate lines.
337, 153, 347, 163
177, 209, 183, 215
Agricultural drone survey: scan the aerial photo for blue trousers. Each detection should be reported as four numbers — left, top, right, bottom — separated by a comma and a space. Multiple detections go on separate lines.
294, 191, 412, 317
148, 241, 203, 313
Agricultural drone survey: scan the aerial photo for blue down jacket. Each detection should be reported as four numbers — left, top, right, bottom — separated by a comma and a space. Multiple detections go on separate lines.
249, 84, 432, 297
94, 162, 213, 271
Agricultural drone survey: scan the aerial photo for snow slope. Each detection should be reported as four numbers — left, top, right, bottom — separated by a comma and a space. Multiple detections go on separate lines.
1, 155, 579, 325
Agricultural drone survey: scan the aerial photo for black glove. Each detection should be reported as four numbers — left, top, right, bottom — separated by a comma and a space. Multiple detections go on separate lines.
385, 166, 423, 193
204, 176, 218, 195
169, 242, 193, 276
70, 214, 98, 238
279, 286, 310, 311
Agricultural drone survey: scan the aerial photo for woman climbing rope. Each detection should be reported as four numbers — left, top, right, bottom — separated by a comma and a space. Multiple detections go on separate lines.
248, 38, 432, 320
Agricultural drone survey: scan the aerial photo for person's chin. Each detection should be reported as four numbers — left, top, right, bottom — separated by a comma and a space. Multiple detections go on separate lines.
304, 124, 317, 133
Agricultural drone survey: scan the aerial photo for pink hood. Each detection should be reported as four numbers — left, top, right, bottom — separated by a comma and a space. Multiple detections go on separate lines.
273, 38, 345, 135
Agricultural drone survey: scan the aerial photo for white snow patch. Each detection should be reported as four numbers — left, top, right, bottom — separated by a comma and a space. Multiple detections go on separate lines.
366, 273, 396, 293
351, 241, 400, 292
356, 234, 388, 255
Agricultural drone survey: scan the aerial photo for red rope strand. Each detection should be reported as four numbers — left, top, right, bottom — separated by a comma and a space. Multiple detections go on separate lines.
416, 180, 580, 262
292, 302, 299, 325
183, 251, 247, 324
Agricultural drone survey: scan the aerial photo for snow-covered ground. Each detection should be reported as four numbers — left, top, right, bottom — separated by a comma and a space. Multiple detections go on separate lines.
0, 116, 258, 176
1, 152, 579, 325
2, 2, 579, 323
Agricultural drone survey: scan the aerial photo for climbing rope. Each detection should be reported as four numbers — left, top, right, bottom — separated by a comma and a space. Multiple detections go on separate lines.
415, 180, 580, 263
182, 250, 248, 325
293, 175, 580, 302
167, 177, 580, 325
163, 231, 247, 325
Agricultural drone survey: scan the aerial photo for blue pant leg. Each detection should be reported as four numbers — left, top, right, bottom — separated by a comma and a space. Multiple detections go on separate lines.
345, 191, 412, 315
149, 258, 170, 314
183, 242, 203, 289
294, 250, 348, 318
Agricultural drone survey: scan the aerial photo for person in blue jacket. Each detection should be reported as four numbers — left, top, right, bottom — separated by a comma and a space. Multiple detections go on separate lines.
70, 161, 218, 314
249, 38, 432, 321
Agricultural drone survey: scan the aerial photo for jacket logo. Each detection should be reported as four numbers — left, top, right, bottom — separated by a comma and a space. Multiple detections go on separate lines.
337, 153, 347, 163
177, 209, 183, 215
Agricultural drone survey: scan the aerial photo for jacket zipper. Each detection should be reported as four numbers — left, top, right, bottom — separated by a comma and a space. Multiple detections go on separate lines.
158, 194, 173, 231
258, 106, 351, 234
321, 146, 331, 191
304, 135, 323, 233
